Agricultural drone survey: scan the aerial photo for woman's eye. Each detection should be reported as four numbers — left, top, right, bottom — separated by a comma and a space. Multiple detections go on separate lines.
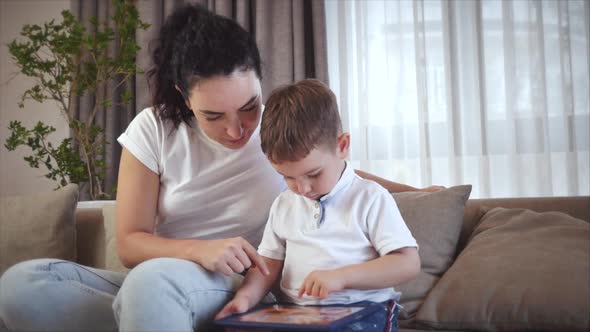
308, 172, 321, 179
205, 116, 222, 121
241, 105, 258, 113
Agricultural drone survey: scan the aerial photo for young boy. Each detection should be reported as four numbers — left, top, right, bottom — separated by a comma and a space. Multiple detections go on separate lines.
216, 79, 420, 331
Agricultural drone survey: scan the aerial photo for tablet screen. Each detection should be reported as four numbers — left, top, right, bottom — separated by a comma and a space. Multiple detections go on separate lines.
235, 304, 364, 325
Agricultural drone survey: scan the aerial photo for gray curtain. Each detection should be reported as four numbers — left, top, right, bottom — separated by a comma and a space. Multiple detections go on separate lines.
72, 1, 137, 199
135, 0, 329, 105
73, 0, 328, 199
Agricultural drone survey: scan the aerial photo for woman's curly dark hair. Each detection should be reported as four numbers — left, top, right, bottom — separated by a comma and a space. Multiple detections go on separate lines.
147, 4, 262, 128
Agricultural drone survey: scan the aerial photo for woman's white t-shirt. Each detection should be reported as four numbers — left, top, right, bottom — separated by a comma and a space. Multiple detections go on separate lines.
117, 108, 286, 246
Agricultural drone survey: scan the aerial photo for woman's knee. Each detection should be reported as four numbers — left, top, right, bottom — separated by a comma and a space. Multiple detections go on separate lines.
114, 258, 249, 331
1, 258, 62, 295
115, 257, 239, 305
114, 258, 199, 320
1, 259, 120, 331
117, 258, 208, 296
0, 259, 63, 321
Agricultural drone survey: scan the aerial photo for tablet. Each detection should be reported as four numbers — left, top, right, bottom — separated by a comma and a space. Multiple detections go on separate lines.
214, 302, 382, 331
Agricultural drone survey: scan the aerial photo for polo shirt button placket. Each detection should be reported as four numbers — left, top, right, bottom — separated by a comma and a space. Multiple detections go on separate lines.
314, 201, 322, 228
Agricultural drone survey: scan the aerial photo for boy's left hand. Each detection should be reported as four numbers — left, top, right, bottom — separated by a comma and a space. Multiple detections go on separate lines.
298, 269, 346, 298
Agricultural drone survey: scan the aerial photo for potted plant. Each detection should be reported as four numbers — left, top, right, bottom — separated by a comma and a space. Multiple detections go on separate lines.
4, 1, 149, 200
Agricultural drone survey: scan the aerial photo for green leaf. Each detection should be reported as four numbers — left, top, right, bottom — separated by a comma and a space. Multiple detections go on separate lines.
5, 0, 149, 198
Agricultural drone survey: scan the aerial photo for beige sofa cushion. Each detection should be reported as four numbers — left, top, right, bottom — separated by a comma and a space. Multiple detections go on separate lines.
415, 207, 590, 331
393, 185, 472, 319
102, 202, 129, 273
0, 184, 78, 275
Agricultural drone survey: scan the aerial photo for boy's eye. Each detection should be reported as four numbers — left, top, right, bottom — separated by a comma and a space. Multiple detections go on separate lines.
308, 172, 321, 179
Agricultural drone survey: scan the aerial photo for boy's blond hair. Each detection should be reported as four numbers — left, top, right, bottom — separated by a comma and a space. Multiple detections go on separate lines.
261, 79, 342, 164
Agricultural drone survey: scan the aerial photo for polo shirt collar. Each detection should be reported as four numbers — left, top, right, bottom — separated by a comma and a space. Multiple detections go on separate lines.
318, 160, 353, 203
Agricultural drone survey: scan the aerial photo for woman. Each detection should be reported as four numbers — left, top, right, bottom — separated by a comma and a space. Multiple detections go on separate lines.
0, 4, 441, 331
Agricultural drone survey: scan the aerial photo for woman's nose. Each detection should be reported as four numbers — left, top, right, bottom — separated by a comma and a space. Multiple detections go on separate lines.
226, 119, 244, 139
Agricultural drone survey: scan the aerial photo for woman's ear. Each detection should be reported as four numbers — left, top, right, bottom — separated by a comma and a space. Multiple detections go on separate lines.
175, 85, 192, 110
336, 133, 350, 159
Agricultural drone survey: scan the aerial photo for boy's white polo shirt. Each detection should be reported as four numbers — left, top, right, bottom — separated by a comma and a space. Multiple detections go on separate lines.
258, 162, 418, 305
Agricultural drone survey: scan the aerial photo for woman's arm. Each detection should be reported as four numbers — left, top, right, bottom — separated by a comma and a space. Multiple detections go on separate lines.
355, 169, 445, 193
115, 148, 268, 274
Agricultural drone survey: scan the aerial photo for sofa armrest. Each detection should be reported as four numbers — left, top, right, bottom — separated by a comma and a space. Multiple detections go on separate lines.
75, 207, 106, 269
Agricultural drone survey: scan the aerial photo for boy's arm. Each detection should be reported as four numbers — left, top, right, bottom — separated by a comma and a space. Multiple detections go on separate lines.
355, 169, 444, 193
216, 256, 283, 319
235, 256, 283, 303
338, 247, 420, 289
298, 247, 420, 298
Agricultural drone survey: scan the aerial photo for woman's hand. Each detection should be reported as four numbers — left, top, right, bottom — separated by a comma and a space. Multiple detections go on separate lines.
191, 237, 269, 276
420, 185, 446, 192
298, 269, 346, 299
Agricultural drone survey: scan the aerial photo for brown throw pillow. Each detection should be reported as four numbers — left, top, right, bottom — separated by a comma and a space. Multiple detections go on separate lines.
415, 207, 590, 332
0, 184, 79, 275
392, 185, 472, 319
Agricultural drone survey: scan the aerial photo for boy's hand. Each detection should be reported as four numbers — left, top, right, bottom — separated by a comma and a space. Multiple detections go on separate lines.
215, 295, 251, 320
298, 269, 346, 298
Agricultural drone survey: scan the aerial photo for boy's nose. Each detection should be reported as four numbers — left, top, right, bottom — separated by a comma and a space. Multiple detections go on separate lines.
296, 181, 311, 195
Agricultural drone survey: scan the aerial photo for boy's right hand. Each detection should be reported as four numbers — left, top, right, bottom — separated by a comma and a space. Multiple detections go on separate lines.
215, 296, 251, 320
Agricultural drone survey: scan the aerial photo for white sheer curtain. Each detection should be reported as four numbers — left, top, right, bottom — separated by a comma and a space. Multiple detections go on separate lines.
326, 0, 589, 198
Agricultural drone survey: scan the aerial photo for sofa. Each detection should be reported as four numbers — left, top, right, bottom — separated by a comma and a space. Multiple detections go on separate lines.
1, 184, 589, 331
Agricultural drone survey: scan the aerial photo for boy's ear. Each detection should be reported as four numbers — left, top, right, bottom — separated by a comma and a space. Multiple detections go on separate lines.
175, 85, 192, 110
336, 133, 350, 159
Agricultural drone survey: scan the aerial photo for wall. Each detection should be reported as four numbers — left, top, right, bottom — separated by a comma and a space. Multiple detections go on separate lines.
0, 0, 71, 197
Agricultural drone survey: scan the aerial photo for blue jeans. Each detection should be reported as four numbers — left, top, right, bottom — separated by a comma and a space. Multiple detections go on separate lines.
336, 301, 399, 332
0, 258, 270, 331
